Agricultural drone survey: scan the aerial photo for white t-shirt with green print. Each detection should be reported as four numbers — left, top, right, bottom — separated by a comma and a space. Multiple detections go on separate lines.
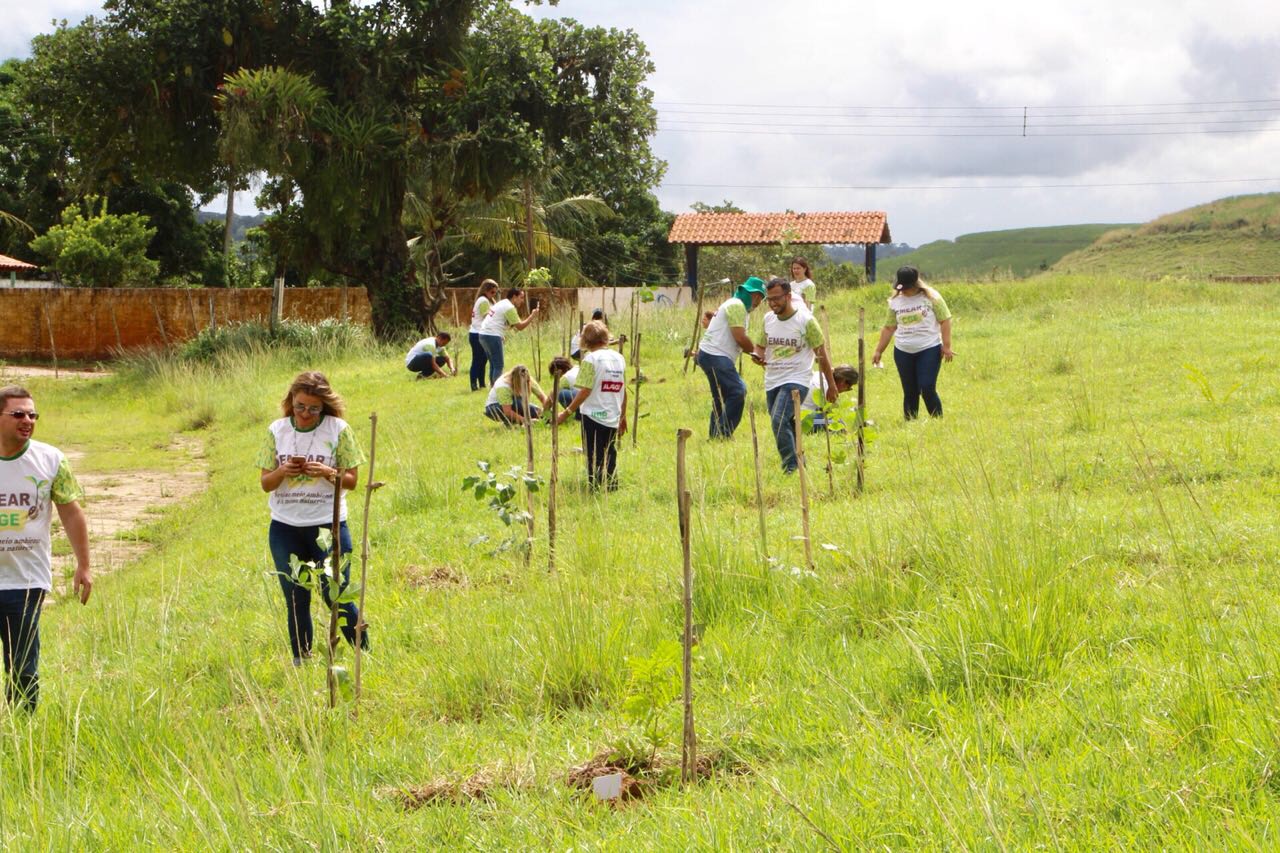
699, 297, 750, 360
478, 298, 522, 339
885, 292, 952, 354
0, 439, 83, 591
574, 348, 627, 427
257, 416, 366, 526
485, 374, 545, 409
754, 307, 825, 392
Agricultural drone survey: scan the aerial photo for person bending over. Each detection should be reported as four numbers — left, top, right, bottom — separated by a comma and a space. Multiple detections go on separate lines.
405, 332, 455, 379
483, 365, 548, 427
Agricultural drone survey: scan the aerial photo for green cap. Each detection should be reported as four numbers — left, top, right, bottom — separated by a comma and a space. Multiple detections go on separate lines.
735, 276, 766, 310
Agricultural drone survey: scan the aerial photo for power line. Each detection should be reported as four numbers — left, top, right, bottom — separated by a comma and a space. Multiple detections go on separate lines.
656, 125, 1280, 139
654, 97, 1280, 110
658, 106, 1280, 120
660, 117, 1280, 131
660, 177, 1280, 192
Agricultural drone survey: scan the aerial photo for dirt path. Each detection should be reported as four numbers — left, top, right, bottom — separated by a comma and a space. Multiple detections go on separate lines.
0, 364, 113, 381
50, 435, 208, 599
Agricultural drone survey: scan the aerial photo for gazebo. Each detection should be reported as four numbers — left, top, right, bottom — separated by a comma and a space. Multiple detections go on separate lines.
0, 253, 37, 287
668, 211, 892, 291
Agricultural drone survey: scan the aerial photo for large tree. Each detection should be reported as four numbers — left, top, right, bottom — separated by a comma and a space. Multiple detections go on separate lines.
25, 0, 484, 336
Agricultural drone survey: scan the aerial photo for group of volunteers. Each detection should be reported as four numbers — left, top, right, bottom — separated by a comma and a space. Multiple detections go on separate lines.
0, 259, 955, 702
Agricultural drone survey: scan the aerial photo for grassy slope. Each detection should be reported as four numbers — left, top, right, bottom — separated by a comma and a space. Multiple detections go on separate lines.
884, 224, 1129, 280
6, 277, 1280, 848
1054, 192, 1280, 277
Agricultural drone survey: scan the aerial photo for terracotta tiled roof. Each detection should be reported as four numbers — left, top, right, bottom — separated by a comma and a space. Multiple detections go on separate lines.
668, 211, 890, 246
0, 253, 37, 272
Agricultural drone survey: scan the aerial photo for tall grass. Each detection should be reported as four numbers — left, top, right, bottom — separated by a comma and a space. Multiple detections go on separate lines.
5, 275, 1280, 847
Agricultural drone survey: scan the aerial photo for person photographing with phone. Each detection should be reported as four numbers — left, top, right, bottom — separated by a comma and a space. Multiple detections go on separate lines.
258, 371, 367, 667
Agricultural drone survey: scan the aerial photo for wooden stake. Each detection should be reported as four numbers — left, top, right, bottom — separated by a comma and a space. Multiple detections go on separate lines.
42, 301, 59, 379
548, 374, 560, 573
208, 293, 217, 330
748, 400, 769, 565
354, 414, 381, 714
819, 304, 835, 498
676, 428, 697, 783
683, 282, 706, 375
149, 295, 170, 348
522, 372, 536, 566
326, 467, 346, 709
186, 290, 199, 334
857, 307, 867, 495
109, 303, 123, 352
791, 389, 814, 571
631, 332, 642, 447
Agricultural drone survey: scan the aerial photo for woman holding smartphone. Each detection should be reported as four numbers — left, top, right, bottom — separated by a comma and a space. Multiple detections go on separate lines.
258, 371, 367, 666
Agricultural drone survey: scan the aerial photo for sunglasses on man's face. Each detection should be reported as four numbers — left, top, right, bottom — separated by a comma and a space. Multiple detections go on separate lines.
293, 403, 323, 415
3, 411, 38, 421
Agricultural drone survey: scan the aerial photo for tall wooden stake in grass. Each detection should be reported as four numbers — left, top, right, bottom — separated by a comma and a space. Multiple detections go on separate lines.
676, 428, 697, 783
631, 332, 642, 447
682, 283, 706, 375
522, 373, 537, 567
856, 307, 867, 495
748, 400, 769, 566
42, 301, 59, 378
547, 368, 563, 573
533, 302, 543, 381
819, 304, 836, 498
326, 467, 346, 709
353, 413, 382, 715
790, 389, 814, 571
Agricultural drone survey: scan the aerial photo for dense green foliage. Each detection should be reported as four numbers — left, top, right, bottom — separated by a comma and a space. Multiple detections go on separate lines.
28, 197, 159, 286
889, 223, 1131, 280
8, 277, 1280, 846
1054, 193, 1280, 277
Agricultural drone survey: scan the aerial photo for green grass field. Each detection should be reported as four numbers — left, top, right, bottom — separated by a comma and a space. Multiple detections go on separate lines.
1054, 193, 1280, 277
5, 275, 1280, 848
884, 224, 1130, 280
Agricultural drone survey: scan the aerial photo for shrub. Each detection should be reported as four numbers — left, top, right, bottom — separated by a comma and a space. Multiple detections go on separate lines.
30, 196, 159, 286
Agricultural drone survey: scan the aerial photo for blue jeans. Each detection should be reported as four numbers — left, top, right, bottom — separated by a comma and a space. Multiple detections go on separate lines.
469, 332, 488, 390
696, 350, 746, 438
766, 383, 808, 473
484, 398, 540, 427
0, 588, 44, 710
478, 334, 505, 386
268, 520, 365, 660
893, 345, 943, 419
557, 387, 582, 420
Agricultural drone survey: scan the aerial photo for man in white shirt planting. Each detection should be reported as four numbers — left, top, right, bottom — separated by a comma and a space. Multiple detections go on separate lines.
694, 276, 767, 439
750, 278, 838, 473
0, 385, 91, 711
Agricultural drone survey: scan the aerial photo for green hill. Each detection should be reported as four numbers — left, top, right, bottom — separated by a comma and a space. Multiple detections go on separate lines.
889, 224, 1130, 280
1052, 192, 1280, 277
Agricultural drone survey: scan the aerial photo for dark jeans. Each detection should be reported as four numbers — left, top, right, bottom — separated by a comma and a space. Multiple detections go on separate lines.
582, 415, 619, 490
765, 382, 808, 473
484, 397, 540, 427
0, 588, 45, 711
478, 334, 505, 386
893, 345, 944, 419
407, 352, 448, 377
696, 350, 746, 438
469, 332, 488, 390
557, 388, 582, 420
268, 520, 365, 660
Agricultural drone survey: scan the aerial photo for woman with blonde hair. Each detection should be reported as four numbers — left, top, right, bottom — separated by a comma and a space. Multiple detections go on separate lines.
468, 279, 499, 391
872, 266, 954, 419
483, 364, 549, 427
257, 371, 367, 666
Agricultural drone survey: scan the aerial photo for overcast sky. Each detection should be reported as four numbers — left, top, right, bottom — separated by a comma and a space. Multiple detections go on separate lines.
6, 0, 1280, 245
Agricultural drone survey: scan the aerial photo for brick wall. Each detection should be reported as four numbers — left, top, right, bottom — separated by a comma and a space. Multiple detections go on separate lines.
0, 286, 578, 361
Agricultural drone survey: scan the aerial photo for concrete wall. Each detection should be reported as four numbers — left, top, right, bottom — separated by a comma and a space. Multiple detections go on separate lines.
0, 286, 579, 361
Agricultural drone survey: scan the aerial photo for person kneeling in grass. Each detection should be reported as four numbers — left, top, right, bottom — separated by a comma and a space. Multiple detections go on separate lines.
557, 321, 627, 490
405, 332, 456, 379
484, 365, 548, 427
802, 364, 858, 430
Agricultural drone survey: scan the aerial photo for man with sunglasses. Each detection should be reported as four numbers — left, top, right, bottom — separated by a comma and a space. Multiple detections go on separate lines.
0, 385, 91, 711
